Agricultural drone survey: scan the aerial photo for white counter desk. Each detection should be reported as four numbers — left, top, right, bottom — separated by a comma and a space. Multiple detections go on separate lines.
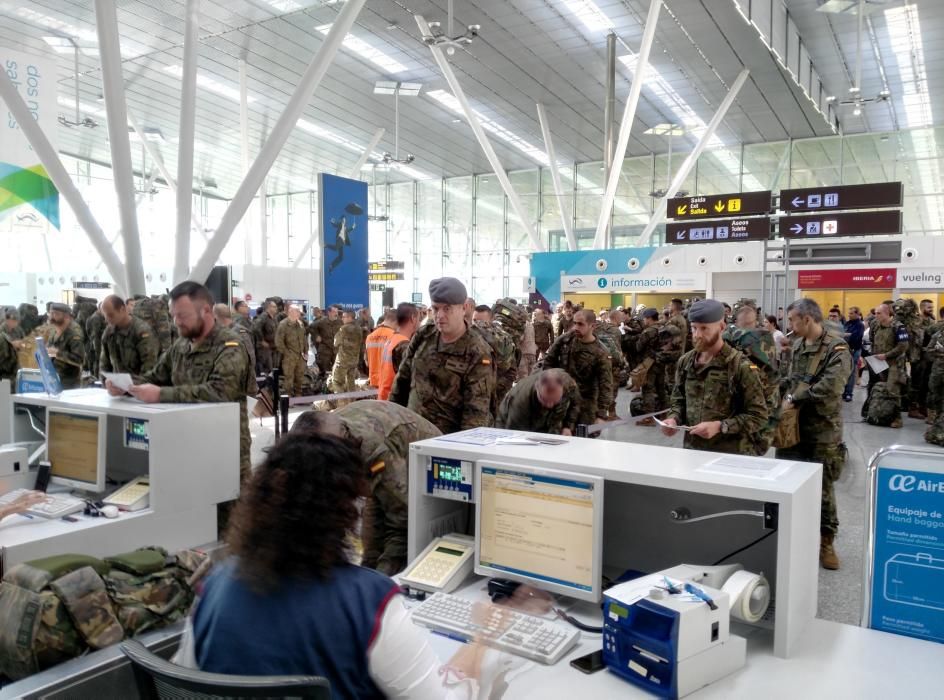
0, 388, 239, 573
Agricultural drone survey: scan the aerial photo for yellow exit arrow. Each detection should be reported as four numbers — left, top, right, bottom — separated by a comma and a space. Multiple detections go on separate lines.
714, 201, 725, 213
677, 204, 688, 216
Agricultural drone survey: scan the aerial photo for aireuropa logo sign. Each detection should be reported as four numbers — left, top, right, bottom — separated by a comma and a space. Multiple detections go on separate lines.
888, 473, 944, 493
561, 272, 707, 292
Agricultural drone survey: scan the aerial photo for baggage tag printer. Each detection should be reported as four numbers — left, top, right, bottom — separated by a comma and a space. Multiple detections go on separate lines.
602, 565, 759, 699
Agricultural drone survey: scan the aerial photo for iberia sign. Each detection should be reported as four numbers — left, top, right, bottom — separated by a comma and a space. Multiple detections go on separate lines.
797, 268, 897, 290
667, 191, 772, 220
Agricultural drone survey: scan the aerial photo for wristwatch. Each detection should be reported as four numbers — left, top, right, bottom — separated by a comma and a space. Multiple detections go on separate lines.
720, 420, 730, 434
786, 393, 795, 404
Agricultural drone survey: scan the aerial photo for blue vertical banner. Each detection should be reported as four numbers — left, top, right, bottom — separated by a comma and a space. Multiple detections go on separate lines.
868, 463, 944, 644
319, 173, 368, 310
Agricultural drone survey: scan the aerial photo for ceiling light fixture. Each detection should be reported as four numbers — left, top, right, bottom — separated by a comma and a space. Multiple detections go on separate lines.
373, 81, 422, 166
163, 65, 257, 103
419, 0, 480, 56
316, 24, 408, 73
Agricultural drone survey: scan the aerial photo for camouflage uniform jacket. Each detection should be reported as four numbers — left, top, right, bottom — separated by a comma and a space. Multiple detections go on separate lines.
310, 317, 342, 354
723, 327, 781, 452
596, 322, 626, 367
234, 324, 257, 392
85, 311, 107, 377
533, 319, 555, 353
1, 324, 25, 342
253, 313, 278, 348
633, 325, 661, 360
275, 318, 307, 358
666, 313, 689, 352
554, 314, 574, 337
542, 331, 613, 423
234, 315, 252, 332
0, 332, 16, 383
389, 322, 496, 434
333, 323, 363, 369
783, 330, 851, 446
871, 321, 909, 383
49, 321, 86, 388
495, 370, 581, 434
667, 343, 768, 454
471, 321, 517, 404
142, 323, 253, 471
99, 317, 160, 377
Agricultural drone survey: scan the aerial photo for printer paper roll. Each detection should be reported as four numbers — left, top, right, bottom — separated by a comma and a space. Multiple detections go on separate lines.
722, 570, 769, 623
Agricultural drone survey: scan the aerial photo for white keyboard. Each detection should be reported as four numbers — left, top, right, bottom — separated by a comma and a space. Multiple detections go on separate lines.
411, 592, 580, 664
0, 489, 85, 519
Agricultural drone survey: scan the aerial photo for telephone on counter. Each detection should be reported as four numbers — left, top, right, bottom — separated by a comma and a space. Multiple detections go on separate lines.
103, 476, 150, 511
399, 533, 475, 594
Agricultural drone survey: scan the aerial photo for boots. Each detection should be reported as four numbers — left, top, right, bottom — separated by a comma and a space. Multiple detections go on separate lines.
820, 534, 840, 570
927, 411, 937, 426
908, 404, 927, 420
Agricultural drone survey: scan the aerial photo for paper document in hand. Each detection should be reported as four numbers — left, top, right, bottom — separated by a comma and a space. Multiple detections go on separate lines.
102, 372, 134, 393
864, 355, 889, 373
654, 416, 693, 432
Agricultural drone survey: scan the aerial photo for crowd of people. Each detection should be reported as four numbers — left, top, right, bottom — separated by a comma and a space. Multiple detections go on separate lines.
4, 279, 944, 691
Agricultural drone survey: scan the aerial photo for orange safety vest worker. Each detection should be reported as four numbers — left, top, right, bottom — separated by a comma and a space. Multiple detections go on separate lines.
364, 325, 395, 387
378, 332, 410, 400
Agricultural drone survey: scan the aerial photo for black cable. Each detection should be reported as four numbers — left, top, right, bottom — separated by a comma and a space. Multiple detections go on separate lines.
712, 528, 777, 566
554, 608, 603, 634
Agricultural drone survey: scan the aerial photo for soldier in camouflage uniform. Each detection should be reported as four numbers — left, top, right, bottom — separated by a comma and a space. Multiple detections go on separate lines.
72, 296, 98, 374
777, 298, 851, 570
543, 309, 613, 427
657, 323, 684, 400
662, 300, 768, 455
330, 310, 363, 394
865, 302, 909, 428
532, 308, 555, 359
908, 299, 936, 418
925, 320, 944, 426
85, 307, 106, 378
109, 282, 255, 479
99, 295, 160, 377
275, 305, 308, 397
471, 305, 517, 411
554, 303, 575, 337
390, 278, 496, 434
310, 305, 342, 376
595, 314, 626, 417
723, 324, 781, 455
47, 303, 86, 389
496, 369, 581, 435
233, 300, 253, 331
632, 308, 666, 423
16, 303, 40, 335
0, 326, 17, 385
291, 401, 441, 576
892, 298, 923, 414
132, 294, 175, 354
252, 300, 279, 376
666, 298, 690, 353
2, 307, 25, 343
214, 304, 256, 379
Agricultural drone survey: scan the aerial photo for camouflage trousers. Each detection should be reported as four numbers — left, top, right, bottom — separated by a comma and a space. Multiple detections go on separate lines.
518, 353, 536, 380
360, 463, 409, 576
777, 442, 846, 536
926, 411, 944, 446
330, 363, 357, 394
280, 355, 306, 397
639, 362, 669, 414
256, 345, 273, 376
927, 358, 944, 416
316, 345, 335, 377
909, 357, 930, 409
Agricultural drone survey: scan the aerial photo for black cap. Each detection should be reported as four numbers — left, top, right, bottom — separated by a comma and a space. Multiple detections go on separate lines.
688, 299, 725, 323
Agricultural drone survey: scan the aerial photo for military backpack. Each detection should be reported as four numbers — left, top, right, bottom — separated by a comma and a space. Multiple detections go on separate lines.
492, 298, 528, 342
132, 295, 175, 354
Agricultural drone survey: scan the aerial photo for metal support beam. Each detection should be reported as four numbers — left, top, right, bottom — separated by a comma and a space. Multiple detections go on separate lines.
592, 0, 662, 250
347, 127, 385, 179
173, 0, 200, 285
190, 0, 367, 283
536, 103, 576, 251
239, 59, 253, 265
0, 67, 127, 294
94, 0, 146, 295
603, 32, 616, 248
637, 68, 750, 247
416, 14, 545, 253
128, 111, 208, 241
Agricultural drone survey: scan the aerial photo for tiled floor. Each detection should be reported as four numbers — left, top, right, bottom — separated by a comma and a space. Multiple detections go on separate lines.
604, 381, 939, 626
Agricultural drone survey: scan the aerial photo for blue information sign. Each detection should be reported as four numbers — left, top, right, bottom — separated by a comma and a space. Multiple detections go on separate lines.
868, 464, 944, 643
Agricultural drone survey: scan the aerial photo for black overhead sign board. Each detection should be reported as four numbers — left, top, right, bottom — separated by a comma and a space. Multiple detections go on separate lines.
779, 210, 902, 239
780, 182, 903, 213
666, 217, 771, 245
667, 190, 772, 220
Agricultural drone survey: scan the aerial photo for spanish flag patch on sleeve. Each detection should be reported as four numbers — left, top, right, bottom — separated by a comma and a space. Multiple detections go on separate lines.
370, 460, 385, 474
224, 341, 240, 347
482, 358, 491, 365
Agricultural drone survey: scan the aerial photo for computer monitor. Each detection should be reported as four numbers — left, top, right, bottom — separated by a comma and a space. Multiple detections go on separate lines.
45, 408, 107, 492
474, 461, 604, 603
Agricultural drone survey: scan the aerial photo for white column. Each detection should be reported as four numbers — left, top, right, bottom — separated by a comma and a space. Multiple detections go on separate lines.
189, 0, 367, 283
239, 59, 253, 265
637, 68, 750, 247
94, 0, 146, 294
592, 0, 663, 249
416, 15, 545, 253
173, 0, 200, 284
536, 103, 576, 251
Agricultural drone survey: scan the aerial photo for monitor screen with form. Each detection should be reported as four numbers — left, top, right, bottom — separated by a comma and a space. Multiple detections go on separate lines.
46, 409, 106, 492
475, 462, 603, 603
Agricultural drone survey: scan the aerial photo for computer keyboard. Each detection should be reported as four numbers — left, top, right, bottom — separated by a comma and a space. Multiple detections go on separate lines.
0, 489, 85, 519
411, 592, 580, 664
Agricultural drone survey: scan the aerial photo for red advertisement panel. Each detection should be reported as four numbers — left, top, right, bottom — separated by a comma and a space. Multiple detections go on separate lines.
797, 268, 897, 289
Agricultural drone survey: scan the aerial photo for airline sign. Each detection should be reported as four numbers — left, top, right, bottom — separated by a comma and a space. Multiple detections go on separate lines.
667, 190, 771, 220
797, 268, 897, 289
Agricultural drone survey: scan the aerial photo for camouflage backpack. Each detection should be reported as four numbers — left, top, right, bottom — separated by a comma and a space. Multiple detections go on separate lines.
866, 382, 900, 427
492, 298, 528, 343
0, 547, 205, 680
133, 294, 174, 354
17, 303, 40, 335
893, 298, 924, 362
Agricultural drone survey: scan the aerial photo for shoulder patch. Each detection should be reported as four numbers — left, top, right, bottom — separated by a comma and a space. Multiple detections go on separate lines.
370, 460, 385, 474
833, 344, 847, 351
224, 341, 240, 347
482, 358, 491, 365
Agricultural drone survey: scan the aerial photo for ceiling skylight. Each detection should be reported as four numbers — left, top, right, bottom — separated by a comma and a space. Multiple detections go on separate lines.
561, 0, 614, 32
163, 66, 257, 103
316, 24, 408, 74
884, 4, 932, 129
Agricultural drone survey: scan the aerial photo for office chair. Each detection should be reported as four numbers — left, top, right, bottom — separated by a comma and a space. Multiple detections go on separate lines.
120, 639, 332, 699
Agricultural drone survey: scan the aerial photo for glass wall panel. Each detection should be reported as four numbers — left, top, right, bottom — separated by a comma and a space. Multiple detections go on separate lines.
416, 180, 443, 293
507, 169, 539, 252
443, 176, 473, 281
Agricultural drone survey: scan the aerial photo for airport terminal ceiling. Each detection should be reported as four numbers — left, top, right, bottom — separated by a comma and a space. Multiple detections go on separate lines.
0, 0, 941, 200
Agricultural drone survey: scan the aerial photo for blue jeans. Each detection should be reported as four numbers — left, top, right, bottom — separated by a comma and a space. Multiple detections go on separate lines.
845, 349, 862, 397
